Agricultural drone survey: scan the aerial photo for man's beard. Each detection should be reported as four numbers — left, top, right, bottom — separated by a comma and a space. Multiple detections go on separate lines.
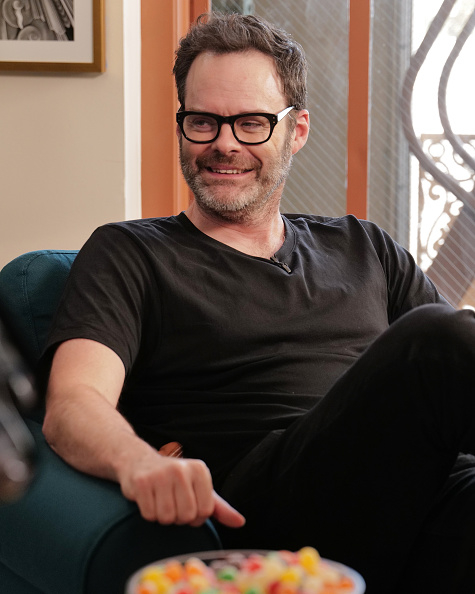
179, 135, 294, 223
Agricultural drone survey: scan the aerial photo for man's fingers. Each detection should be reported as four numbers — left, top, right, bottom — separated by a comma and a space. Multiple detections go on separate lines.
121, 455, 245, 528
157, 460, 197, 524
159, 459, 213, 525
212, 491, 246, 528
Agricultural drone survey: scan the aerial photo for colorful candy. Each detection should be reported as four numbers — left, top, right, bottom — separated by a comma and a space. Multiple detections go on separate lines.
133, 548, 359, 594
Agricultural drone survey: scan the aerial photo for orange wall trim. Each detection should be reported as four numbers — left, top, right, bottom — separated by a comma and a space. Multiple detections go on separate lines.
141, 0, 210, 219
191, 0, 211, 21
143, 1, 369, 219
347, 0, 371, 220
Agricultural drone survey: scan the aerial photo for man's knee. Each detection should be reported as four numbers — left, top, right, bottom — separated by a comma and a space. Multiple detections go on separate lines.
391, 304, 475, 355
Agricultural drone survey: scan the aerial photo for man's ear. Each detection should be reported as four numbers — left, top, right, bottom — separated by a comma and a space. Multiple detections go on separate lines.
291, 110, 310, 156
176, 123, 182, 140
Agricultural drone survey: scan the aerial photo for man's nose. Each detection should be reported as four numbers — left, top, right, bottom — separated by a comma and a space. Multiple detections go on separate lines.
210, 122, 241, 152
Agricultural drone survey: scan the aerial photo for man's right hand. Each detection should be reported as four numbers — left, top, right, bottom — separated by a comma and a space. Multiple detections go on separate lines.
44, 338, 245, 529
117, 447, 245, 528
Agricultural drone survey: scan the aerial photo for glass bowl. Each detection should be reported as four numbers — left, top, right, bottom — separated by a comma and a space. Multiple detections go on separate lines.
125, 549, 366, 594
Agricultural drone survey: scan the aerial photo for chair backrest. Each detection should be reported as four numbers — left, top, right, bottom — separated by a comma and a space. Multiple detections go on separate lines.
0, 251, 78, 367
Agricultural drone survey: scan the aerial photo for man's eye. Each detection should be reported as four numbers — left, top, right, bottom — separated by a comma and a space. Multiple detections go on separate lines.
241, 119, 264, 128
188, 116, 216, 129
237, 117, 269, 132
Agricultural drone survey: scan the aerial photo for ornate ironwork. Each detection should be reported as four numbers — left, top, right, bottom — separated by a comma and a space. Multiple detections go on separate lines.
401, 0, 475, 308
418, 134, 474, 271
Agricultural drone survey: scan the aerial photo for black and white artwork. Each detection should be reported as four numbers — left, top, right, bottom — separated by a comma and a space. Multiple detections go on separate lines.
0, 0, 74, 41
0, 0, 103, 72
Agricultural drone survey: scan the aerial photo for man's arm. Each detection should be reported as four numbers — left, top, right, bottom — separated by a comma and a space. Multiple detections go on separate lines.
43, 338, 245, 528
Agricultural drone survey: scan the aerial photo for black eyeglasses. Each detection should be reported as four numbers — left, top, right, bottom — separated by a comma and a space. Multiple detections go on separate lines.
176, 106, 295, 145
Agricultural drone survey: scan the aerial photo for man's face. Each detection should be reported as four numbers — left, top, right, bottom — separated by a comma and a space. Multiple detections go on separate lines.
178, 51, 297, 222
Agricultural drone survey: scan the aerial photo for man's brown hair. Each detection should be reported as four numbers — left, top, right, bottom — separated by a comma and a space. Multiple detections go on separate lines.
173, 12, 308, 112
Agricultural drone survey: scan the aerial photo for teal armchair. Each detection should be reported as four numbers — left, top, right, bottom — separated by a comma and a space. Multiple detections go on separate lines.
0, 250, 222, 594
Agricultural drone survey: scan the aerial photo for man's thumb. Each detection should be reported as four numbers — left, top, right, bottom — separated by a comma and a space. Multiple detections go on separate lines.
212, 491, 246, 528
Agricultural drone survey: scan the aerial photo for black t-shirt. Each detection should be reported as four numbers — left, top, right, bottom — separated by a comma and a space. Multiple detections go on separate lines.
44, 213, 446, 483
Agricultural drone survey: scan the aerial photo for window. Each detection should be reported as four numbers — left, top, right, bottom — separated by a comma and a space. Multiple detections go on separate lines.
212, 0, 475, 309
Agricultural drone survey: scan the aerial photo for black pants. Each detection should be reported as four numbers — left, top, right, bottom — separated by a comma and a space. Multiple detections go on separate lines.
217, 304, 475, 594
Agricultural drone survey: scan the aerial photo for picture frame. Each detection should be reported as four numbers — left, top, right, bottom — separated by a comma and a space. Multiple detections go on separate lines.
0, 0, 105, 72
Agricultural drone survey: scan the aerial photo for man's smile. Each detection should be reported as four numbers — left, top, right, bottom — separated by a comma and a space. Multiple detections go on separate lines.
206, 166, 253, 175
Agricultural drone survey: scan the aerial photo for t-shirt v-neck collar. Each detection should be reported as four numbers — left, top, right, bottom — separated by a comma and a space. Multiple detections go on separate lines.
176, 211, 296, 264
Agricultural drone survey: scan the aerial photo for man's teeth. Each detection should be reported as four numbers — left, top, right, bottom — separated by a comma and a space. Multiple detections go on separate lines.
211, 168, 245, 174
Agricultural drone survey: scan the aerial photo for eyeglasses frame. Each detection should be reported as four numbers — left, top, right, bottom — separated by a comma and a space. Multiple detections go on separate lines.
176, 106, 295, 145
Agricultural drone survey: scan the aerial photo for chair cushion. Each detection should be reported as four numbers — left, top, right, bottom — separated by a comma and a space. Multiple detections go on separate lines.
0, 563, 45, 594
0, 250, 78, 366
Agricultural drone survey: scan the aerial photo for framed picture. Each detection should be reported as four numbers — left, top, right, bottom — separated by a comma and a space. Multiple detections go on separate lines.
0, 0, 105, 72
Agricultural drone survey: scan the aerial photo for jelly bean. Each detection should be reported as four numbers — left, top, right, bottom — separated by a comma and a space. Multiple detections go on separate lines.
173, 585, 194, 594
221, 584, 241, 594
267, 580, 281, 594
280, 567, 302, 584
210, 560, 232, 572
137, 580, 159, 594
301, 576, 325, 594
276, 582, 298, 594
280, 551, 298, 564
142, 568, 164, 583
217, 566, 239, 581
261, 556, 285, 580
244, 586, 264, 594
226, 552, 247, 566
164, 560, 185, 583
188, 573, 212, 591
320, 565, 339, 585
138, 570, 173, 594
297, 548, 320, 576
338, 576, 354, 590
157, 577, 174, 594
243, 556, 264, 573
185, 558, 210, 577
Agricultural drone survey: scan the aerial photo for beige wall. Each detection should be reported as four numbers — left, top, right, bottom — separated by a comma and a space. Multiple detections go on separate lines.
0, 0, 137, 270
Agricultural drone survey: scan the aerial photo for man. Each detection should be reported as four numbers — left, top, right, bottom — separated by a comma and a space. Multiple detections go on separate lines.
43, 13, 475, 594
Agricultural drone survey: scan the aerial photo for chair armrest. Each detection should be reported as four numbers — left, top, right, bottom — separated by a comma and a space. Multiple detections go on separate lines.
0, 421, 222, 594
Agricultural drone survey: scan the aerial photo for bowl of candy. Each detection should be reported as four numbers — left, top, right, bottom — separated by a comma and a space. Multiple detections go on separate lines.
125, 547, 366, 594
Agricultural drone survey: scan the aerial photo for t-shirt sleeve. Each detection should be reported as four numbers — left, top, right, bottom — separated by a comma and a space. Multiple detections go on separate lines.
360, 220, 449, 323
43, 224, 156, 376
